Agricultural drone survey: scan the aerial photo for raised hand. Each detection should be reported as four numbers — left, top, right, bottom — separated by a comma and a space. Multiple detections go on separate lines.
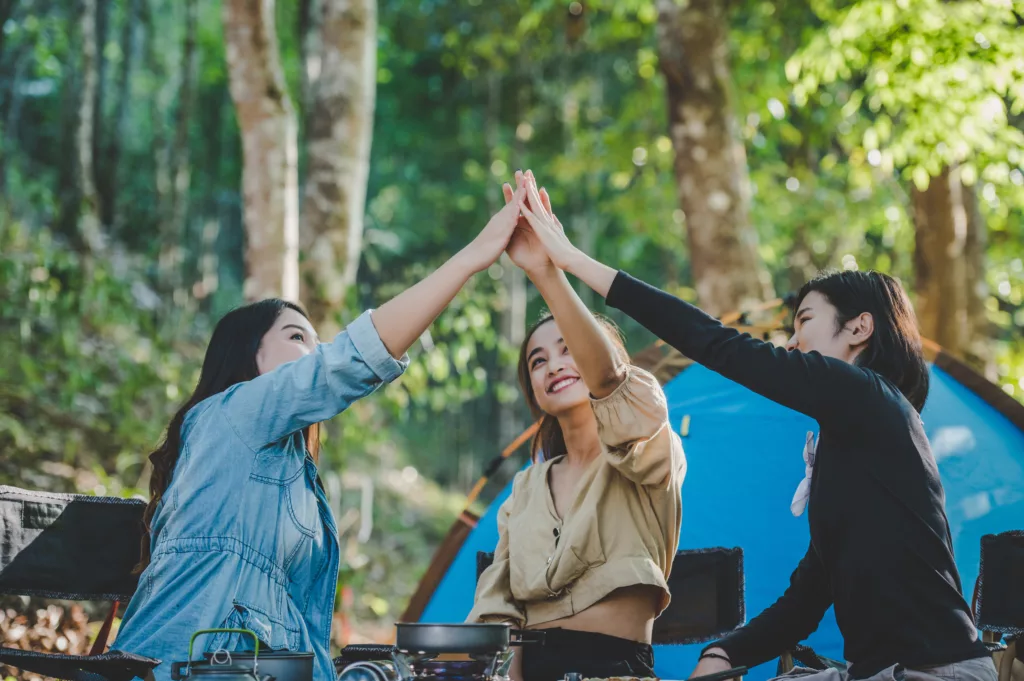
517, 169, 579, 271
504, 171, 556, 276
458, 182, 526, 274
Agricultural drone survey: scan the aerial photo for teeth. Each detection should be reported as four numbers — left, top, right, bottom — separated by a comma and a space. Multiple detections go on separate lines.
549, 377, 578, 393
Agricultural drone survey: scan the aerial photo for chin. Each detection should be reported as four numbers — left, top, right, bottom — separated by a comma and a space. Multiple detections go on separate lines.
540, 384, 591, 414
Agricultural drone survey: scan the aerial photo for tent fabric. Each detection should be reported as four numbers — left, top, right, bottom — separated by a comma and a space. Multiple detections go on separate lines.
412, 359, 1024, 681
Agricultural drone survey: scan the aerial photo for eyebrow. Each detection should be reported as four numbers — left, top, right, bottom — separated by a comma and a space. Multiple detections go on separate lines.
527, 337, 565, 362
282, 324, 317, 342
795, 307, 812, 319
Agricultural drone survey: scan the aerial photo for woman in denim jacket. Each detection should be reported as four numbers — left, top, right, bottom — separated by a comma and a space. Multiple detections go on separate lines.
113, 187, 528, 681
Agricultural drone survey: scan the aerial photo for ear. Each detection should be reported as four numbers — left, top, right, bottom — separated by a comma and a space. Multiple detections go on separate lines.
846, 312, 874, 349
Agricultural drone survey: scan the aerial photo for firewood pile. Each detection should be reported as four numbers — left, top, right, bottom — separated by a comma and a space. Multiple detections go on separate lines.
1, 599, 97, 681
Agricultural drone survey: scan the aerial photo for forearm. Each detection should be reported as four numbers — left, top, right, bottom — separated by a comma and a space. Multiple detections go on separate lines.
528, 264, 626, 398
562, 249, 618, 299
372, 251, 477, 359
605, 270, 873, 422
712, 547, 832, 668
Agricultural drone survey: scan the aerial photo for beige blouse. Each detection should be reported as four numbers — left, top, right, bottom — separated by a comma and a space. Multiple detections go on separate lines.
467, 366, 686, 628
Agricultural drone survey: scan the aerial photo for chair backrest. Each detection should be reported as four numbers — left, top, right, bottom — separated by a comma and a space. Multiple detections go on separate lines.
974, 530, 1024, 636
0, 485, 145, 601
476, 546, 745, 644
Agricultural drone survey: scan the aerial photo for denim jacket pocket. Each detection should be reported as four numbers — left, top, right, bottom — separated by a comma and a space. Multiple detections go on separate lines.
207, 600, 302, 652
250, 445, 318, 539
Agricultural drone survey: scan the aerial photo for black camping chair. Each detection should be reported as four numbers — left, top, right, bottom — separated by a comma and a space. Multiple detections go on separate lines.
476, 546, 746, 645
973, 530, 1024, 681
0, 485, 160, 681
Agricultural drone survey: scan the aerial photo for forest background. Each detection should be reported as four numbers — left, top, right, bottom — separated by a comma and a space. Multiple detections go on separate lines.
1, 0, 1022, 668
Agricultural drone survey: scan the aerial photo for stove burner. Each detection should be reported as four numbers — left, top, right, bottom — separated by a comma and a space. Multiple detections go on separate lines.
336, 644, 513, 681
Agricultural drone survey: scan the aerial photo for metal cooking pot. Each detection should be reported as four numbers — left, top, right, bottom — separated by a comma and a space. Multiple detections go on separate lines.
170, 629, 275, 681
202, 649, 313, 681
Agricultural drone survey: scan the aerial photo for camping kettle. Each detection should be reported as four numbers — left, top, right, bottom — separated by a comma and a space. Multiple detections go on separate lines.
170, 629, 275, 681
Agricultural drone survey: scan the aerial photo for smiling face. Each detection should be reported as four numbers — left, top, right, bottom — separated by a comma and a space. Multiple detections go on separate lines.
255, 307, 320, 375
523, 319, 591, 416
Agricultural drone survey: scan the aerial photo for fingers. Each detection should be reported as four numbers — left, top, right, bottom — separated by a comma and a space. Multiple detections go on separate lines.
502, 183, 526, 218
528, 171, 552, 216
524, 170, 548, 218
539, 186, 553, 215
519, 204, 550, 234
502, 183, 514, 205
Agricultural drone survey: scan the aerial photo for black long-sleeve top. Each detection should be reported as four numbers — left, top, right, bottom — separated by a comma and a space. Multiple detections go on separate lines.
606, 271, 987, 678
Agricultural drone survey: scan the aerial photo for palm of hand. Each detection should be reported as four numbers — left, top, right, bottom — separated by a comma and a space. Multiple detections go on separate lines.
506, 224, 550, 272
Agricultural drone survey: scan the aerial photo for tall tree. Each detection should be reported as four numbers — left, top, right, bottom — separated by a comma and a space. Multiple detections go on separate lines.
77, 0, 104, 252
299, 0, 377, 332
913, 167, 989, 365
655, 0, 774, 316
97, 0, 140, 229
224, 0, 300, 301
157, 0, 198, 290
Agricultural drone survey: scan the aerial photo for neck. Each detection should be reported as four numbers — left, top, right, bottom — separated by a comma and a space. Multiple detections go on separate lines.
556, 404, 602, 466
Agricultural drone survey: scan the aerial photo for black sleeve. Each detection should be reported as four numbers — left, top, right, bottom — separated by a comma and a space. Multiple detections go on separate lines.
605, 271, 881, 425
711, 545, 833, 669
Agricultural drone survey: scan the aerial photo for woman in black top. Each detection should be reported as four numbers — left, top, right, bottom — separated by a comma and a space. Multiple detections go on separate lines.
511, 170, 995, 681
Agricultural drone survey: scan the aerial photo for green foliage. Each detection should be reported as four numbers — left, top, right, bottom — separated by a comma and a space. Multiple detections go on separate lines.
788, 0, 1024, 191
0, 217, 204, 493
0, 0, 1022, 653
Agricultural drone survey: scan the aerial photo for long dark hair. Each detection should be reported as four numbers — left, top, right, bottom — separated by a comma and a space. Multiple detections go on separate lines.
795, 270, 929, 412
517, 313, 630, 461
136, 299, 320, 572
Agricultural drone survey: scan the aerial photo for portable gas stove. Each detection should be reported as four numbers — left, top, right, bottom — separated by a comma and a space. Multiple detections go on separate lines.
335, 624, 541, 681
335, 645, 513, 681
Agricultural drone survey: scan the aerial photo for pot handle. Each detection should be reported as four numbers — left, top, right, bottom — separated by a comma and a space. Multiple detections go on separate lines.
509, 630, 546, 647
182, 629, 261, 679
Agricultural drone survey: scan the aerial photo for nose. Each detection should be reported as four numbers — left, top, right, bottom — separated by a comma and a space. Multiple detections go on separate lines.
547, 357, 568, 375
785, 333, 799, 352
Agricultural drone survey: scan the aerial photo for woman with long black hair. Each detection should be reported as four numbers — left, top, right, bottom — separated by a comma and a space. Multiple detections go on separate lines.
512, 169, 996, 681
113, 187, 528, 681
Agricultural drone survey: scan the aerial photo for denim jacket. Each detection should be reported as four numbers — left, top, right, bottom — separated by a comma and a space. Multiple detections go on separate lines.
114, 311, 408, 681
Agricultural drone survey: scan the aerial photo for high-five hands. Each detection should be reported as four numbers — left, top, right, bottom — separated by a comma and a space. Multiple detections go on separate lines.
503, 170, 556, 276
501, 168, 618, 297
503, 169, 579, 272
460, 181, 526, 274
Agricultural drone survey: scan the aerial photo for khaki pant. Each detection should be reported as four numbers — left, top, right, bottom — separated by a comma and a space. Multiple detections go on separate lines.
770, 656, 998, 681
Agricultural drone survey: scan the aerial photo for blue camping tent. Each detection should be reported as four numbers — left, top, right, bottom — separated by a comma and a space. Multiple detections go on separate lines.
403, 343, 1024, 681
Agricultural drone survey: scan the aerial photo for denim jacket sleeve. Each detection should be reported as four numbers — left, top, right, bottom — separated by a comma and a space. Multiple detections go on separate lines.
213, 310, 409, 451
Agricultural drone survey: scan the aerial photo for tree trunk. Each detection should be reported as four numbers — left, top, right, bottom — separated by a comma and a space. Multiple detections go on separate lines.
0, 0, 18, 60
961, 182, 993, 375
913, 167, 990, 368
91, 0, 109, 213
655, 0, 773, 316
913, 167, 969, 353
77, 0, 104, 252
158, 0, 197, 288
299, 0, 377, 332
224, 0, 300, 302
99, 0, 140, 230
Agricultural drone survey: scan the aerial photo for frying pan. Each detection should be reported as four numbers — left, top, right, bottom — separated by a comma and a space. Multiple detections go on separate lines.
394, 623, 544, 655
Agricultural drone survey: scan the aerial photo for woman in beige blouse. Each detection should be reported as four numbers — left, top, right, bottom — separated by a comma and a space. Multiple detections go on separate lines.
468, 171, 686, 681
